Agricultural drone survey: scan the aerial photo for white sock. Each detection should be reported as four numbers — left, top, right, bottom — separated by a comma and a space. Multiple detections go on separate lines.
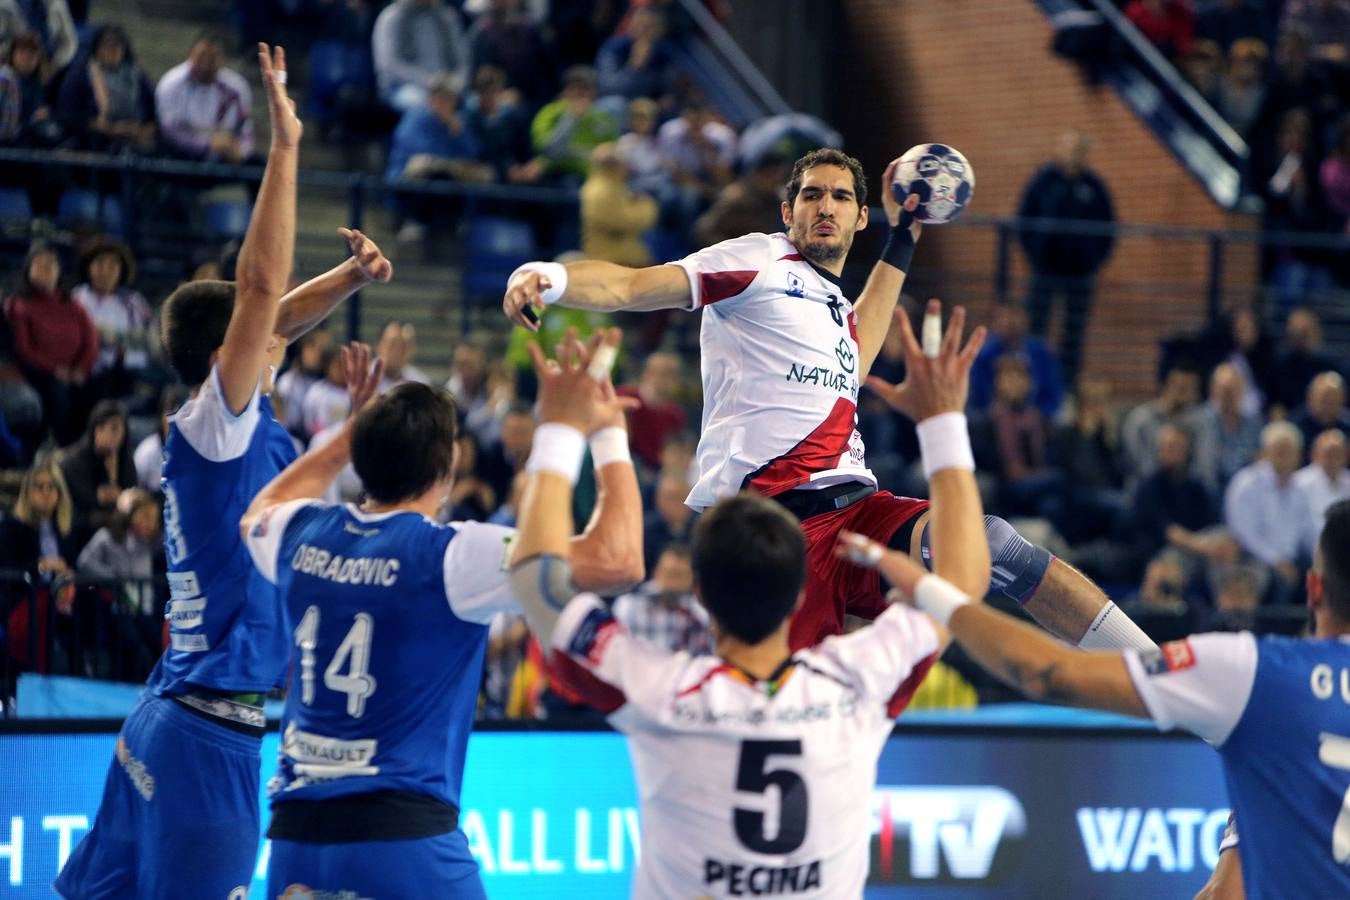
1078, 601, 1158, 653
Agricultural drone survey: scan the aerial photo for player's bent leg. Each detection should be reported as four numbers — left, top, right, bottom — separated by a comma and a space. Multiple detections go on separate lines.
53, 754, 139, 899
908, 511, 1157, 652
269, 831, 487, 899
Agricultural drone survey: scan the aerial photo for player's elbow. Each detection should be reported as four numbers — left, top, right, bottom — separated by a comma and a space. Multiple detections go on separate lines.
571, 548, 644, 596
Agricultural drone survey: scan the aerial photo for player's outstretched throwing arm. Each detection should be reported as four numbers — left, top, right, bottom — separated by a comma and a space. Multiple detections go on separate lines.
217, 43, 301, 415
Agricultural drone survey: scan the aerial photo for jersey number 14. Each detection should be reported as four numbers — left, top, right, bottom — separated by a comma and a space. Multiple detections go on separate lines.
293, 606, 377, 717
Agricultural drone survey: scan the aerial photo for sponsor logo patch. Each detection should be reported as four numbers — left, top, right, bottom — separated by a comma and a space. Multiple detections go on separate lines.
1141, 640, 1196, 676
567, 607, 620, 665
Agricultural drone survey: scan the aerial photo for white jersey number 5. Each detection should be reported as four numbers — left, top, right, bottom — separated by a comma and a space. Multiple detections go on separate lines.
294, 606, 378, 718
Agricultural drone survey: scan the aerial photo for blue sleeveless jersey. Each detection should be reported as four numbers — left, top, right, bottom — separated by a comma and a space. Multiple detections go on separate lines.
147, 388, 298, 696
254, 503, 512, 811
1222, 636, 1350, 899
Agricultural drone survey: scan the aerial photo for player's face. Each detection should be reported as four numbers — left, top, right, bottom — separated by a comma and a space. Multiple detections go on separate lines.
783, 165, 867, 268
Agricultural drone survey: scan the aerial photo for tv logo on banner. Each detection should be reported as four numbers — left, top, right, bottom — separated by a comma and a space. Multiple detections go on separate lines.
868, 786, 1027, 884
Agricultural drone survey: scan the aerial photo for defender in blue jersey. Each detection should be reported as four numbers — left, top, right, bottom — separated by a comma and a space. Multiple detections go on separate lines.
841, 498, 1350, 900
240, 333, 642, 897
56, 45, 395, 900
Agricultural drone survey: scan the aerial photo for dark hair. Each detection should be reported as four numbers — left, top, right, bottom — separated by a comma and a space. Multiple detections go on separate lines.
561, 65, 598, 92
691, 494, 805, 644
91, 24, 134, 62
78, 237, 136, 287
84, 398, 129, 444
785, 148, 868, 210
20, 241, 61, 295
190, 29, 228, 51
1319, 500, 1350, 620
160, 280, 236, 387
8, 31, 42, 62
351, 383, 459, 504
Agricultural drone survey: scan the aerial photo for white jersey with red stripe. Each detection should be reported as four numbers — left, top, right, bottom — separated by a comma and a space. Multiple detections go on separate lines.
550, 594, 940, 899
671, 232, 874, 510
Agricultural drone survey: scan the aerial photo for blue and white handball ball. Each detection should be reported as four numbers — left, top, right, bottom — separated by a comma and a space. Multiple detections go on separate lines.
891, 143, 975, 224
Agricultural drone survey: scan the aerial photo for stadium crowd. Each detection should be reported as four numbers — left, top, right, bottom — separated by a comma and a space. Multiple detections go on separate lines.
0, 0, 1346, 719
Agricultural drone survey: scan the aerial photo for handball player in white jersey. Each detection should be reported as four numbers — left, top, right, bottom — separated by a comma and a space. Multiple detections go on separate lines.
503, 148, 1153, 654
506, 300, 992, 899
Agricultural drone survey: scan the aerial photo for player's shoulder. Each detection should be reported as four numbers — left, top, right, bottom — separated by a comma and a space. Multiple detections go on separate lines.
702, 231, 784, 261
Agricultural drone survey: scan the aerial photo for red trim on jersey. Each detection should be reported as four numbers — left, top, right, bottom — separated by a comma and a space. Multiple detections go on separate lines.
779, 253, 804, 261
886, 651, 938, 718
745, 396, 858, 496
699, 270, 757, 307
675, 663, 736, 699
879, 793, 895, 877
548, 649, 627, 714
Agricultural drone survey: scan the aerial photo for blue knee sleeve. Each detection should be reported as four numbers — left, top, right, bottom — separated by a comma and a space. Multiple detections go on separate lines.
919, 515, 1053, 605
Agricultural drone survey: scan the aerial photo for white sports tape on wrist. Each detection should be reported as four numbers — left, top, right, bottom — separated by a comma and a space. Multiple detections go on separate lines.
589, 427, 631, 468
840, 535, 884, 568
510, 261, 568, 305
525, 423, 586, 484
921, 311, 942, 358
916, 412, 976, 480
914, 574, 970, 627
587, 345, 617, 381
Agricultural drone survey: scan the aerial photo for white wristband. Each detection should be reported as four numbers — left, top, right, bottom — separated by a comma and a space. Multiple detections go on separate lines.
589, 427, 631, 468
914, 574, 970, 627
525, 423, 586, 484
511, 261, 568, 305
916, 412, 975, 480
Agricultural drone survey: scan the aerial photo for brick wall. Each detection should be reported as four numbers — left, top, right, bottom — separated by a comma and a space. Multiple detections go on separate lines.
835, 0, 1259, 401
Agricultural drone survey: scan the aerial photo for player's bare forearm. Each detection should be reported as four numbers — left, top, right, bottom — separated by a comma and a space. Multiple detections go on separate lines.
274, 259, 368, 341
947, 602, 1151, 717
509, 470, 579, 640
927, 468, 991, 599
852, 263, 906, 377
560, 261, 691, 313
240, 422, 350, 534
571, 460, 645, 594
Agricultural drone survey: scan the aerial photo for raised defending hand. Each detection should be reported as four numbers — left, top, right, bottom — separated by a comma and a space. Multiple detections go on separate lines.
340, 227, 393, 284
835, 530, 926, 599
503, 270, 549, 332
881, 158, 923, 243
258, 43, 301, 149
342, 341, 384, 413
865, 299, 985, 422
528, 328, 633, 434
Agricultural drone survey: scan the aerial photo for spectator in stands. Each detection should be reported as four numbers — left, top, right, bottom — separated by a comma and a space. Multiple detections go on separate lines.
1293, 372, 1350, 453
275, 328, 331, 438
1322, 115, 1350, 234
1260, 108, 1336, 309
72, 238, 156, 403
643, 468, 694, 574
1132, 423, 1216, 562
479, 401, 534, 503
519, 65, 619, 184
54, 24, 155, 154
1124, 0, 1195, 57
1257, 27, 1339, 144
155, 31, 253, 163
1121, 362, 1203, 486
0, 0, 75, 70
693, 150, 791, 247
1279, 0, 1350, 63
1295, 428, 1350, 538
1196, 0, 1268, 51
612, 544, 713, 655
547, 0, 625, 70
617, 351, 686, 472
1052, 373, 1126, 544
655, 97, 736, 234
1192, 362, 1263, 493
616, 96, 667, 196
0, 314, 41, 462
132, 384, 185, 493
464, 64, 531, 181
488, 469, 526, 527
0, 32, 50, 147
1275, 307, 1341, 412
4, 242, 98, 445
1206, 563, 1265, 631
1215, 38, 1269, 139
372, 0, 471, 113
986, 355, 1060, 519
1218, 307, 1278, 416
445, 432, 496, 522
75, 486, 158, 589
446, 336, 489, 419
467, 0, 556, 109
1177, 38, 1224, 104
595, 5, 677, 102
1133, 551, 1189, 611
968, 303, 1063, 420
375, 319, 429, 390
1225, 421, 1313, 598
580, 142, 658, 267
1017, 129, 1116, 391
300, 345, 350, 440
60, 398, 134, 535
465, 359, 516, 447
387, 72, 493, 242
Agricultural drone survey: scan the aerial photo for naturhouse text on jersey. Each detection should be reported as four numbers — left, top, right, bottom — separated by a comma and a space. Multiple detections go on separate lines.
783, 276, 858, 400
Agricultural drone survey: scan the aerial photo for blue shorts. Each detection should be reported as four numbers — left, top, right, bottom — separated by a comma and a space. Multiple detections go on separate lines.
54, 692, 262, 899
268, 829, 485, 899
